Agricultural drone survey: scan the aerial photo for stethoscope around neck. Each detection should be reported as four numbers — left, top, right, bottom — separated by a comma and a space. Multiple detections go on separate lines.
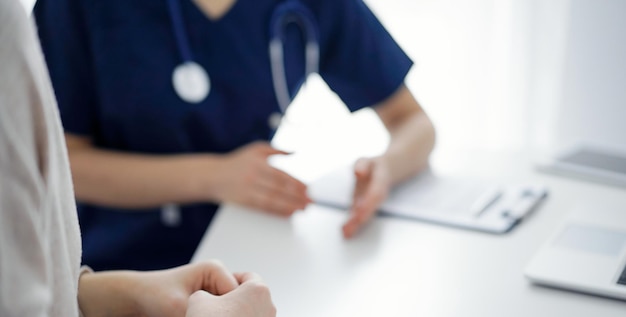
167, 0, 320, 131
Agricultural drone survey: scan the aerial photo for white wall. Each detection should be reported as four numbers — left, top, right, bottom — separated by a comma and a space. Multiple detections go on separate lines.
365, 0, 533, 153
334, 0, 626, 155
553, 0, 626, 151
526, 0, 572, 153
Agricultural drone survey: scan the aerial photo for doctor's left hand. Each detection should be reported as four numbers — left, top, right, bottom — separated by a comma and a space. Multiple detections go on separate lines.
342, 157, 392, 239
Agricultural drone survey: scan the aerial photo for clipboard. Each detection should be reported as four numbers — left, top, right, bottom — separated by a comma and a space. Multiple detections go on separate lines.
308, 166, 548, 234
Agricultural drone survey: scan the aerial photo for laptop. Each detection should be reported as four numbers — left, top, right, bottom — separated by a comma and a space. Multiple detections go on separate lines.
536, 145, 626, 188
525, 204, 626, 300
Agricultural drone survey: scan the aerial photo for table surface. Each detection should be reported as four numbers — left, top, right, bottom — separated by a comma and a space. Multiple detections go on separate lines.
192, 148, 626, 317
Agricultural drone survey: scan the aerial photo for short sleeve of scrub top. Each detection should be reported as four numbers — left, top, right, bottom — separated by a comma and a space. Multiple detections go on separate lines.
33, 0, 413, 271
314, 0, 413, 110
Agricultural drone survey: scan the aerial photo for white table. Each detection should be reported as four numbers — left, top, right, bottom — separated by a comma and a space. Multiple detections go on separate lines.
192, 150, 626, 317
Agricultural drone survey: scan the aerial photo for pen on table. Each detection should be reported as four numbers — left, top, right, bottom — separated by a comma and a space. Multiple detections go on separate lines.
470, 187, 503, 217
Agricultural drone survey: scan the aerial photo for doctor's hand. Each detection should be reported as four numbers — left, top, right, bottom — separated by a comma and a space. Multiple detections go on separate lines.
212, 141, 311, 216
342, 157, 392, 239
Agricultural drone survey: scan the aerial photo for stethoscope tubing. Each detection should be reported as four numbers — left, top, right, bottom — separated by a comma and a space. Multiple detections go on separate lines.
167, 0, 320, 126
167, 0, 194, 62
269, 0, 319, 114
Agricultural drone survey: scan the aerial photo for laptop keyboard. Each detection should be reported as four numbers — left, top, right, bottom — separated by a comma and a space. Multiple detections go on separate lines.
618, 263, 626, 286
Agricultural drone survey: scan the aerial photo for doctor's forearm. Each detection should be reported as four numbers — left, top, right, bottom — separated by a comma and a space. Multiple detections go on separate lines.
71, 151, 218, 208
374, 86, 436, 185
65, 134, 224, 208
382, 110, 435, 185
67, 147, 222, 208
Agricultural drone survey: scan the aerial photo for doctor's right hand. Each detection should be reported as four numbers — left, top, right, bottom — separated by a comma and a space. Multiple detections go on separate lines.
209, 141, 311, 216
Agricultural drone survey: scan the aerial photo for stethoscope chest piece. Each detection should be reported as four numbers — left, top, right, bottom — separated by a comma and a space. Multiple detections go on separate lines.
268, 112, 283, 131
172, 62, 210, 103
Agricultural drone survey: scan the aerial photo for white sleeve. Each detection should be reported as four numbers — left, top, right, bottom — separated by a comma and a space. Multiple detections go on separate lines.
0, 1, 52, 316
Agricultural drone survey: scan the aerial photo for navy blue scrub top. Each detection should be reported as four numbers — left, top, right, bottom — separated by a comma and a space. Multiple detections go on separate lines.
34, 0, 413, 271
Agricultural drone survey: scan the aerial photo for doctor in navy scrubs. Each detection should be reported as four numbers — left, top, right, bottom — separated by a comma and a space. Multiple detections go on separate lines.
34, 0, 436, 271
